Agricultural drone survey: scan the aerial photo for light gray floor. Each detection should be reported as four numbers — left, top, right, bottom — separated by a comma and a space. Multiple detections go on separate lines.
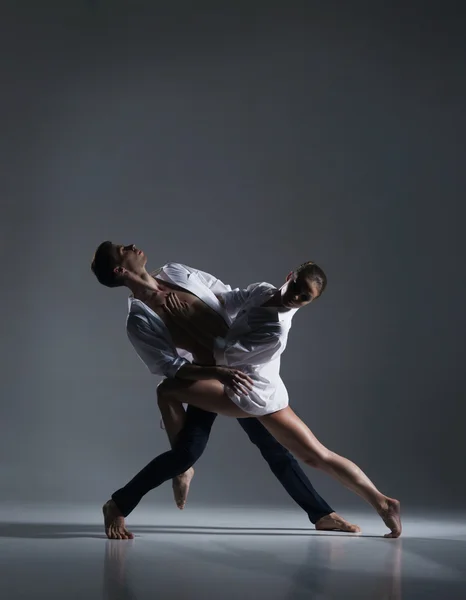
1, 505, 465, 599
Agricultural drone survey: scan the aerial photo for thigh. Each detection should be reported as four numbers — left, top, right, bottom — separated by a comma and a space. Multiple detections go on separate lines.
258, 407, 329, 463
162, 378, 252, 418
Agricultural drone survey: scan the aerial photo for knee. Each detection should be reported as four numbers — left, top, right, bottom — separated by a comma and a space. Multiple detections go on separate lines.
303, 448, 331, 470
157, 379, 178, 404
175, 440, 206, 469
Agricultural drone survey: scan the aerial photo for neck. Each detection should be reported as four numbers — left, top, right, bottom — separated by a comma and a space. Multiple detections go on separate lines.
263, 287, 288, 309
126, 270, 161, 298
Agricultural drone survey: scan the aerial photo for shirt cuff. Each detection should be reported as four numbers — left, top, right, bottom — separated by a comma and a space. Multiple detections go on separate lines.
164, 356, 190, 378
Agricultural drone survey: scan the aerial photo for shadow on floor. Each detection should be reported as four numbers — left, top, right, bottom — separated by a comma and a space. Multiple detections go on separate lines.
0, 522, 372, 540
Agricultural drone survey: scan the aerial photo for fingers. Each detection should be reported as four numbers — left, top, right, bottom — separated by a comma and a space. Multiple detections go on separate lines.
234, 370, 254, 388
170, 293, 187, 310
229, 378, 247, 396
164, 294, 181, 317
166, 293, 176, 310
166, 293, 189, 315
163, 302, 174, 317
222, 367, 255, 396
168, 292, 181, 310
230, 372, 254, 396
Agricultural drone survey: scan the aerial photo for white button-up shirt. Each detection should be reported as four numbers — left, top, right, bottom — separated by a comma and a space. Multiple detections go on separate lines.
126, 263, 297, 415
214, 283, 297, 414
127, 262, 231, 378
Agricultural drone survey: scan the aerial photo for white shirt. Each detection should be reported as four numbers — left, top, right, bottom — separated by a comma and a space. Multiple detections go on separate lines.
126, 262, 232, 378
214, 283, 298, 414
126, 263, 297, 415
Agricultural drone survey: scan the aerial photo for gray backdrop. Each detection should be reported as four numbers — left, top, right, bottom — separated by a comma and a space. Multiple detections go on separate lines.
1, 1, 465, 513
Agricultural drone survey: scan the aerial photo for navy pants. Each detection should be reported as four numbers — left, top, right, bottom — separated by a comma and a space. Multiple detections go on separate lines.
112, 406, 333, 523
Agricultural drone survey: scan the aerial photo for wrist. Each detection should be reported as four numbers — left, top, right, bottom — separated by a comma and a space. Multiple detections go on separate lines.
179, 364, 219, 381
205, 365, 221, 379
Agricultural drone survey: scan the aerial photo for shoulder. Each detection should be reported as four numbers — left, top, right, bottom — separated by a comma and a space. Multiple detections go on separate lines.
162, 262, 195, 273
246, 282, 276, 298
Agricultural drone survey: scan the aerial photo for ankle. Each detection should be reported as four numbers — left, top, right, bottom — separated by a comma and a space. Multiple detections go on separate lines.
106, 499, 122, 516
375, 495, 390, 512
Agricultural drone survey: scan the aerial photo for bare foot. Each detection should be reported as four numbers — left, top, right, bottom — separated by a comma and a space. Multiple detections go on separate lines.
103, 500, 134, 540
315, 512, 361, 533
378, 498, 402, 538
172, 467, 195, 510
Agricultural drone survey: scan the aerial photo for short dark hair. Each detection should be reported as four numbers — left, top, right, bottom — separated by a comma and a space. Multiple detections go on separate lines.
90, 241, 123, 288
295, 261, 327, 297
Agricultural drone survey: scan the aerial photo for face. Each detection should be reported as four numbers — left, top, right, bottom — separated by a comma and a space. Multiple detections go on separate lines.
113, 243, 147, 274
281, 272, 319, 309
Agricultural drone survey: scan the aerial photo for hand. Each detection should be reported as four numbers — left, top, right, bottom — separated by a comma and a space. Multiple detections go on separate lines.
214, 366, 255, 396
164, 292, 215, 351
163, 292, 191, 323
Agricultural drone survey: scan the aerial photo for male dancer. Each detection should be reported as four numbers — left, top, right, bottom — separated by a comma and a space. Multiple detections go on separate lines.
92, 244, 357, 534
91, 242, 401, 539
92, 244, 359, 533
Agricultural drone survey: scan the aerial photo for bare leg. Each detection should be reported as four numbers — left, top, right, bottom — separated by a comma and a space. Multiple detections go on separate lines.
237, 417, 360, 532
157, 378, 250, 419
155, 380, 401, 537
157, 378, 249, 509
156, 382, 195, 509
157, 381, 189, 444
259, 407, 401, 538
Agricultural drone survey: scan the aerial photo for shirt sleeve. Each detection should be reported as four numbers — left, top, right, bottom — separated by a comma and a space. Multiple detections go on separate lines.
215, 287, 250, 320
193, 267, 232, 295
126, 314, 189, 378
213, 319, 285, 367
216, 282, 275, 321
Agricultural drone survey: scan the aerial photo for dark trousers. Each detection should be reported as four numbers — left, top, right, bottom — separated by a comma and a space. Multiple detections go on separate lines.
112, 406, 333, 524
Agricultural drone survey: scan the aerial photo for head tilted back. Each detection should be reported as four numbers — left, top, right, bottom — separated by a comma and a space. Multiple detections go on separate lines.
91, 241, 123, 288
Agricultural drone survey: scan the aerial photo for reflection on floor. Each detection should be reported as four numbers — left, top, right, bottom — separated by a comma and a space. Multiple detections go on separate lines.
0, 505, 465, 599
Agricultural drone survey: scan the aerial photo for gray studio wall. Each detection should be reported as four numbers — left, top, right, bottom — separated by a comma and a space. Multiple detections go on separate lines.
1, 1, 464, 511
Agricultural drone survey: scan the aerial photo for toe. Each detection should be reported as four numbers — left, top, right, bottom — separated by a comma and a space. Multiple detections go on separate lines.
384, 531, 400, 539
